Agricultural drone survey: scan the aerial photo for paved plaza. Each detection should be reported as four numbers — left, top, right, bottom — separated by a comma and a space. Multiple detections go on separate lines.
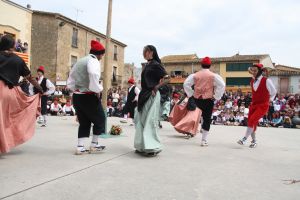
0, 116, 299, 200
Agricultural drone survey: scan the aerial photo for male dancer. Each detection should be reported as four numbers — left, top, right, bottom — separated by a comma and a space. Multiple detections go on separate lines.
121, 78, 140, 124
184, 57, 225, 146
67, 40, 106, 155
237, 63, 276, 148
29, 66, 55, 127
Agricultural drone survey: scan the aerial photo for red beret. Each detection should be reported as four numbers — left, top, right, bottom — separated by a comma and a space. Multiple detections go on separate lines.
253, 63, 263, 69
37, 66, 45, 73
91, 40, 105, 51
128, 78, 135, 84
201, 57, 211, 65
173, 93, 180, 98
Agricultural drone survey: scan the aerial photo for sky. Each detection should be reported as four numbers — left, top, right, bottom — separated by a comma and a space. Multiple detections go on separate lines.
14, 0, 300, 67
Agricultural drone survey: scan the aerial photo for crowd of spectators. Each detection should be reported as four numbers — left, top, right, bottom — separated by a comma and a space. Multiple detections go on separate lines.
207, 90, 300, 128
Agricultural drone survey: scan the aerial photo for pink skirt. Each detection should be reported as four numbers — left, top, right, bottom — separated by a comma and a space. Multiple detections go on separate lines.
169, 103, 201, 135
0, 80, 40, 153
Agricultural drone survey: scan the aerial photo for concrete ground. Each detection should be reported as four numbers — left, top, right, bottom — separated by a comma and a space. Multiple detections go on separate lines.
0, 116, 299, 200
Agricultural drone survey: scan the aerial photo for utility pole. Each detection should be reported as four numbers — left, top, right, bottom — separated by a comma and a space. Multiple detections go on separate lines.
102, 0, 113, 109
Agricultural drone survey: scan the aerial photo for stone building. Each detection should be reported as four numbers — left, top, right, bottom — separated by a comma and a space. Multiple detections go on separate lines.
269, 65, 300, 94
0, 0, 32, 65
123, 63, 134, 87
161, 53, 274, 92
31, 11, 127, 87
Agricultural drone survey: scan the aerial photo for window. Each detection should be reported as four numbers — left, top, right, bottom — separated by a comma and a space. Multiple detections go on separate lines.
112, 66, 117, 82
113, 45, 118, 61
72, 28, 78, 47
226, 77, 251, 86
226, 63, 253, 71
71, 55, 77, 68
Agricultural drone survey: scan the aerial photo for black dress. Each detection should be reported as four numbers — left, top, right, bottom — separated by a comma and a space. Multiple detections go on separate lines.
0, 52, 30, 88
137, 60, 167, 112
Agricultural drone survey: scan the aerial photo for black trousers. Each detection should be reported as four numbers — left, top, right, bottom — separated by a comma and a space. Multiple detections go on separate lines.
194, 98, 214, 131
73, 94, 105, 138
123, 102, 137, 119
41, 95, 48, 115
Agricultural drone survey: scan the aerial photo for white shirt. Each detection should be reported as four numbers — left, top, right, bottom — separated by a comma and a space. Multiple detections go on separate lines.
29, 75, 55, 96
129, 85, 140, 102
252, 75, 277, 101
274, 103, 281, 111
63, 104, 75, 113
112, 93, 120, 103
50, 103, 62, 112
183, 69, 225, 100
54, 90, 63, 96
67, 54, 103, 93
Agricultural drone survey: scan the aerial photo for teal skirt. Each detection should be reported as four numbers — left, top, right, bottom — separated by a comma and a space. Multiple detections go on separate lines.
134, 91, 162, 153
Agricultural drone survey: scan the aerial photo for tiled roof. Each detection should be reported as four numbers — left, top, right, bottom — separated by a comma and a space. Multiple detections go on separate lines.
161, 54, 199, 63
161, 54, 270, 64
269, 65, 300, 76
210, 54, 269, 63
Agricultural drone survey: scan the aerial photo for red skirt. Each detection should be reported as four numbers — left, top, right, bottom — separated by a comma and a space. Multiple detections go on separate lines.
248, 103, 269, 131
169, 102, 201, 135
0, 81, 40, 153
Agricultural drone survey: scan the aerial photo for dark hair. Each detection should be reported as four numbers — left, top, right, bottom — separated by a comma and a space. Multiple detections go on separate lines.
254, 67, 264, 80
89, 49, 105, 56
144, 45, 161, 64
0, 35, 15, 51
201, 64, 211, 69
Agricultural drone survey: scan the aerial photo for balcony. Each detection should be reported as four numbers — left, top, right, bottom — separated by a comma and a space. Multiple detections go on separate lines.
112, 75, 122, 86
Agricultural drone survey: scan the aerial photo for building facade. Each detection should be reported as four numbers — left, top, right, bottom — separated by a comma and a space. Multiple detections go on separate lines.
269, 65, 300, 94
31, 11, 126, 87
161, 53, 274, 92
0, 0, 32, 65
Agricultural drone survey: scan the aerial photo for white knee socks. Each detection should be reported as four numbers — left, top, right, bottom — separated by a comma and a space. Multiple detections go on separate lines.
243, 127, 253, 140
202, 130, 209, 142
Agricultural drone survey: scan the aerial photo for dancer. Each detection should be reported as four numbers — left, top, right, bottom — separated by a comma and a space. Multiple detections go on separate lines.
29, 66, 55, 127
134, 45, 167, 157
0, 35, 43, 153
237, 63, 276, 148
120, 78, 140, 124
158, 84, 171, 128
184, 56, 225, 146
169, 94, 202, 138
67, 40, 106, 155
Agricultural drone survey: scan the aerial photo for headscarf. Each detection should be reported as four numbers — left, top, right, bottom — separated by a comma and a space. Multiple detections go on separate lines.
144, 45, 161, 64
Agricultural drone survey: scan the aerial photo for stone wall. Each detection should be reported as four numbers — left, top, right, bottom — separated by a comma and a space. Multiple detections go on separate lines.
31, 13, 57, 81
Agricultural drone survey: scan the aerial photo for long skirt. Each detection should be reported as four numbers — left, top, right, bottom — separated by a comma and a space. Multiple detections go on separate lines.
169, 102, 201, 136
134, 92, 162, 153
248, 103, 269, 131
0, 81, 40, 153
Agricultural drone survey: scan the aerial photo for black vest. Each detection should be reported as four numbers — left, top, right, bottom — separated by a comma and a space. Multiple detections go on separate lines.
33, 77, 48, 94
127, 86, 136, 104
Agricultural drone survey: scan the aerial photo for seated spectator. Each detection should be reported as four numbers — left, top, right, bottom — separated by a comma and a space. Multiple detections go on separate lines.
62, 100, 75, 116
232, 102, 239, 112
270, 112, 283, 127
235, 112, 245, 126
239, 103, 246, 113
283, 115, 294, 128
54, 87, 63, 96
225, 113, 236, 126
112, 89, 120, 107
50, 99, 62, 116
107, 99, 114, 117
59, 95, 67, 107
273, 100, 281, 112
225, 99, 232, 110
